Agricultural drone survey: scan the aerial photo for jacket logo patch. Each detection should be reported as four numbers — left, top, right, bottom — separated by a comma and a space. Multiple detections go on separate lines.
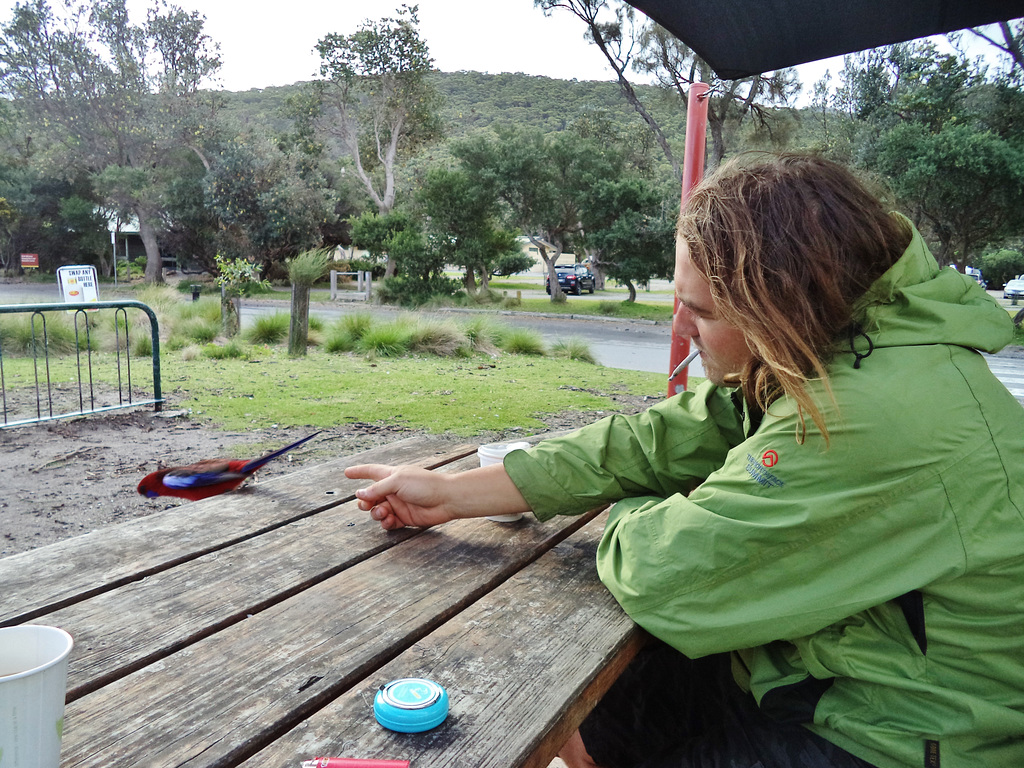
746, 453, 785, 488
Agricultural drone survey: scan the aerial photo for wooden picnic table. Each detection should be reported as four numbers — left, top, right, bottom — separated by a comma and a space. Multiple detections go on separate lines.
0, 435, 645, 768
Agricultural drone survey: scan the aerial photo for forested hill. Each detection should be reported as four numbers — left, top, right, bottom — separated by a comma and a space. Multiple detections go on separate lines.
430, 71, 687, 139
219, 70, 689, 146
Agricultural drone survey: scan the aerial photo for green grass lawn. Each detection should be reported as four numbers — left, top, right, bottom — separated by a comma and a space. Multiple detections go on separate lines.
166, 349, 664, 434
0, 346, 666, 434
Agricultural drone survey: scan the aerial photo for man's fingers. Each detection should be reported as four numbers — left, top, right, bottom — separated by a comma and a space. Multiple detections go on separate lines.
346, 464, 401, 506
344, 463, 394, 481
369, 501, 393, 521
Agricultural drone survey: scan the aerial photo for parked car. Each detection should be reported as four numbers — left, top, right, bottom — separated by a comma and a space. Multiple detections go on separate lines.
964, 265, 986, 290
546, 264, 596, 295
1003, 276, 1024, 300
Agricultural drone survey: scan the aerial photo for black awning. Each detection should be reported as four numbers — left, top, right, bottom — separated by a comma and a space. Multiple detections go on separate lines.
625, 0, 1023, 79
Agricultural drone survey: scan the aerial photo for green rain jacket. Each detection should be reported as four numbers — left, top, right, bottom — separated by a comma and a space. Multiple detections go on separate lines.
505, 225, 1024, 768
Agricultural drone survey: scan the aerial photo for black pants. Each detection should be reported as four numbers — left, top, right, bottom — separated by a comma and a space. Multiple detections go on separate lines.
579, 643, 876, 768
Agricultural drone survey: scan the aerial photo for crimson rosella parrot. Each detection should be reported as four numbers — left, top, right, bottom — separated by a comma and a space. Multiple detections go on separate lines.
137, 432, 321, 501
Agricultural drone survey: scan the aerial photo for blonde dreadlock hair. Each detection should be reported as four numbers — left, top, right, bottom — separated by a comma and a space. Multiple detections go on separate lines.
679, 153, 912, 441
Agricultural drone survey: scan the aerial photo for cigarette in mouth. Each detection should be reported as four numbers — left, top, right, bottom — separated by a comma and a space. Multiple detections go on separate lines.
668, 348, 700, 380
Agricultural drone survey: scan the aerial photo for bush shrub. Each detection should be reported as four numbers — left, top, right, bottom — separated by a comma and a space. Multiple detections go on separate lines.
980, 248, 1024, 289
376, 274, 461, 308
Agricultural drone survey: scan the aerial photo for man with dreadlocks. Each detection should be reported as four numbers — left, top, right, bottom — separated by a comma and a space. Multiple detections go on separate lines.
347, 154, 1024, 768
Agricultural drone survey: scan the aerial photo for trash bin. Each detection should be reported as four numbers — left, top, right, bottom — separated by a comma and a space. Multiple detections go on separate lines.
191, 284, 201, 302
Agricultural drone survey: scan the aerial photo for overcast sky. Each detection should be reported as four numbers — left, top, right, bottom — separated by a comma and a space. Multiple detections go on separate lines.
0, 0, 1010, 102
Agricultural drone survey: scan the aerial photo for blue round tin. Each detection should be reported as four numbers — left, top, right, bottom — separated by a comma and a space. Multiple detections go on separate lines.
373, 678, 449, 733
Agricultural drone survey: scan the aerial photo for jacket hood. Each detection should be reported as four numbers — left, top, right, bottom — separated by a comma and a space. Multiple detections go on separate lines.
849, 218, 1013, 355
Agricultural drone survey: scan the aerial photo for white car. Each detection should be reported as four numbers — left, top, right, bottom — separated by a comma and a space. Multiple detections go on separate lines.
1003, 276, 1024, 300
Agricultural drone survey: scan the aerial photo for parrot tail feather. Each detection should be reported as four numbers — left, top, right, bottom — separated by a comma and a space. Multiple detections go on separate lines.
240, 431, 321, 474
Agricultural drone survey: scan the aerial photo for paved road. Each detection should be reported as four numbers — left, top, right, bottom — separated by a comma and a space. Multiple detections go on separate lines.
279, 299, 1024, 405
984, 355, 1024, 404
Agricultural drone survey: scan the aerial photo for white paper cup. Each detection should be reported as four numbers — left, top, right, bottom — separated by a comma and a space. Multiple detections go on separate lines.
478, 441, 531, 521
0, 625, 74, 768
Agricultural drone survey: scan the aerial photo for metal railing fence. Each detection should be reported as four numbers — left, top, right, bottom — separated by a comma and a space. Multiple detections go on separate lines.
0, 300, 163, 428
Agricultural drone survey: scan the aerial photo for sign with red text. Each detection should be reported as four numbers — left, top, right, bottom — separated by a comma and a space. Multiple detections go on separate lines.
57, 265, 100, 307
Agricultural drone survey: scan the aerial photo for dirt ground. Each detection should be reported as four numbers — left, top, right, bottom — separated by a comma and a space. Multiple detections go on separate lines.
0, 393, 653, 559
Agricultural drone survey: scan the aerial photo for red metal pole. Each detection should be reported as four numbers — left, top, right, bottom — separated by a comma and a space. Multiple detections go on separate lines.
667, 82, 710, 397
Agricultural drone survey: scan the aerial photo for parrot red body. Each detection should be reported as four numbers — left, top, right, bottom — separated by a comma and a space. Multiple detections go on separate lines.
137, 432, 320, 501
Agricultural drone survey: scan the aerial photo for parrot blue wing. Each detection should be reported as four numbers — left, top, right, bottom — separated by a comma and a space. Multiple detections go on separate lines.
163, 470, 247, 489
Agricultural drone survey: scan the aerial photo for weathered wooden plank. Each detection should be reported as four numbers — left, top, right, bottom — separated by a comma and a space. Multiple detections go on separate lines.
59, 509, 604, 768
50, 454, 477, 701
237, 511, 644, 768
0, 437, 476, 625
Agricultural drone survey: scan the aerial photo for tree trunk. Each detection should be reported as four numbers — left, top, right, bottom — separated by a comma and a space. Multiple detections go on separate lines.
221, 290, 240, 337
625, 280, 637, 303
289, 283, 310, 356
138, 212, 164, 284
585, 249, 605, 290
533, 239, 566, 303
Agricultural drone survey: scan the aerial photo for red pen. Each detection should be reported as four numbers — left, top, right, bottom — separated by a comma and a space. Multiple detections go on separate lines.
300, 759, 410, 768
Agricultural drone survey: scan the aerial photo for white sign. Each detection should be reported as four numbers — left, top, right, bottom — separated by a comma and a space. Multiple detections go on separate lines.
57, 265, 100, 306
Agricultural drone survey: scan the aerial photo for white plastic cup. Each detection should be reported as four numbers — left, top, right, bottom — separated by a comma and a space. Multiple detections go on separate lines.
0, 625, 74, 768
478, 441, 531, 522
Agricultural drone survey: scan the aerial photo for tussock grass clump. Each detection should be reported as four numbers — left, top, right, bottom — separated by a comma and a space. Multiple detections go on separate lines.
100, 307, 155, 354
550, 337, 597, 364
501, 328, 546, 356
175, 297, 222, 324
460, 316, 504, 354
163, 335, 191, 352
39, 315, 81, 354
132, 334, 153, 357
325, 328, 357, 353
338, 313, 374, 341
357, 320, 416, 357
288, 248, 334, 287
247, 313, 289, 345
0, 314, 80, 354
135, 285, 183, 315
409, 318, 469, 357
202, 340, 247, 359
325, 312, 375, 354
175, 317, 219, 345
